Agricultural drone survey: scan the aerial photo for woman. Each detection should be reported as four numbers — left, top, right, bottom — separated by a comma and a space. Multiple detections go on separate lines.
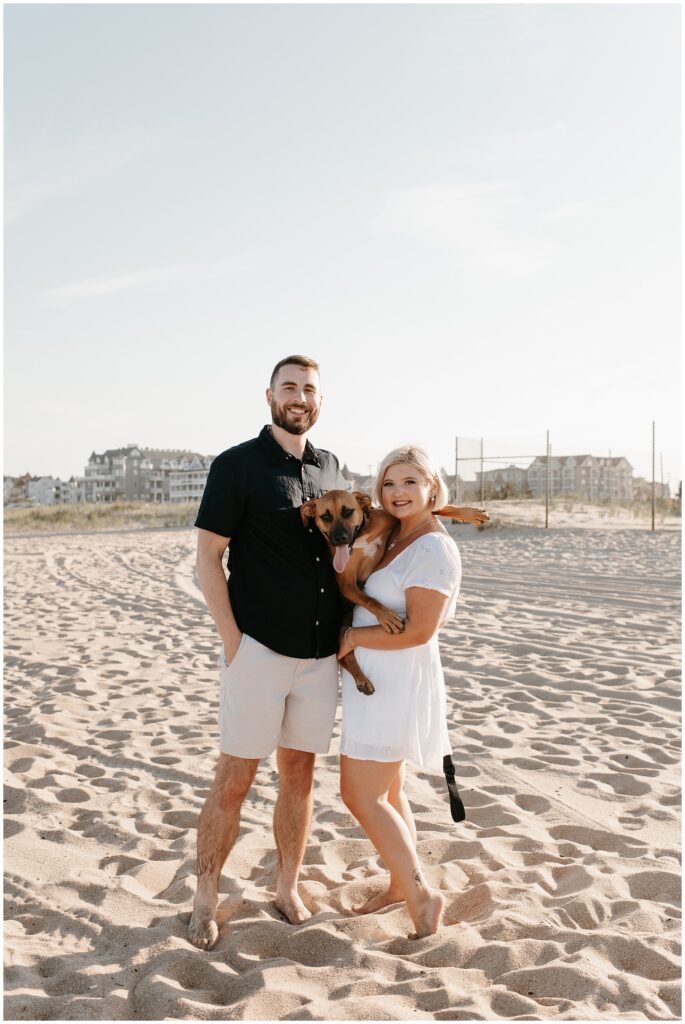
337, 445, 462, 939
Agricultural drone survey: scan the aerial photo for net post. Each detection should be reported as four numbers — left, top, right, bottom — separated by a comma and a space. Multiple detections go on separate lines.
652, 421, 656, 531
545, 430, 550, 529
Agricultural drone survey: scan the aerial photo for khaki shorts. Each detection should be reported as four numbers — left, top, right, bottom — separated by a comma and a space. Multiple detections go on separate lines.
218, 634, 340, 759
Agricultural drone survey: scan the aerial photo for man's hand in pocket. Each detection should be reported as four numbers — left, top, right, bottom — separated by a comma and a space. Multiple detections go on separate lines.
223, 633, 243, 666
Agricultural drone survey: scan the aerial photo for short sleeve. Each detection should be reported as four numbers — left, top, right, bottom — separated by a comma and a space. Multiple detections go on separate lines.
402, 535, 462, 599
194, 450, 246, 538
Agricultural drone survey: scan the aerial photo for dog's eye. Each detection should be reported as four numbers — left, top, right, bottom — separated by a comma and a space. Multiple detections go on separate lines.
320, 512, 333, 522
341, 508, 354, 519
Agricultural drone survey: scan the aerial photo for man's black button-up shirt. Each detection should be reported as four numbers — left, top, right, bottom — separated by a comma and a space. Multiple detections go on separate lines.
194, 425, 347, 659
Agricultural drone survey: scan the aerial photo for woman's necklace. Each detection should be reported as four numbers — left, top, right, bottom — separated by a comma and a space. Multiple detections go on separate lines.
387, 516, 433, 550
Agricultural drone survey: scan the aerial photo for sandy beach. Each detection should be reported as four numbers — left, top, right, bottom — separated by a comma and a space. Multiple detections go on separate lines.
4, 520, 681, 1021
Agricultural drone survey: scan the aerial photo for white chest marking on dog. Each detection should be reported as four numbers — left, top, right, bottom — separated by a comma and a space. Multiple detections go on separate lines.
353, 536, 382, 557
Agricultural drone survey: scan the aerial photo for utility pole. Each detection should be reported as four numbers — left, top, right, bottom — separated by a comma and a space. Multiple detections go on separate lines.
454, 437, 459, 504
480, 438, 484, 506
651, 421, 655, 532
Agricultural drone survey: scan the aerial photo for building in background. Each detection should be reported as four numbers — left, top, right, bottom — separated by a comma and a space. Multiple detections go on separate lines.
6, 447, 650, 508
475, 465, 529, 498
633, 477, 671, 501
56, 477, 83, 504
340, 464, 372, 494
527, 455, 634, 500
342, 465, 481, 504
83, 446, 212, 503
4, 473, 33, 505
27, 476, 59, 506
169, 455, 214, 503
4, 473, 83, 507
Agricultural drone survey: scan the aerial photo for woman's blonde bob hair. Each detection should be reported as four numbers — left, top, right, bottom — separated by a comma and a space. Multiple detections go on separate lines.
373, 445, 449, 510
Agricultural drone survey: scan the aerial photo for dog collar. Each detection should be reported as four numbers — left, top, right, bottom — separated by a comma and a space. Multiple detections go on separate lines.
351, 512, 368, 545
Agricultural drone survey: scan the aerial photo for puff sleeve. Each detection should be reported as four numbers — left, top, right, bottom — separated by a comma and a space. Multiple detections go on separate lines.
402, 534, 462, 606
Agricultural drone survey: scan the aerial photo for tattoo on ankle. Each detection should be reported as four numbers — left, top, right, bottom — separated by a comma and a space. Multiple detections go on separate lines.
412, 868, 424, 886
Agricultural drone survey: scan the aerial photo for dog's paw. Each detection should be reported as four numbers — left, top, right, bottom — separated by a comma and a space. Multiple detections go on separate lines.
356, 677, 375, 696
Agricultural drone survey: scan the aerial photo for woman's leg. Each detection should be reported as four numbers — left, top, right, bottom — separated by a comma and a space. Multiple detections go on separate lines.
353, 760, 416, 914
388, 760, 417, 844
340, 755, 444, 937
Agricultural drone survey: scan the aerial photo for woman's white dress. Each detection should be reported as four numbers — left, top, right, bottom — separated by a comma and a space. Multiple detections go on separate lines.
340, 532, 462, 772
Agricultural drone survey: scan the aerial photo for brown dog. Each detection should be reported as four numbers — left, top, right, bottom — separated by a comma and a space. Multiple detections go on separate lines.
300, 491, 488, 694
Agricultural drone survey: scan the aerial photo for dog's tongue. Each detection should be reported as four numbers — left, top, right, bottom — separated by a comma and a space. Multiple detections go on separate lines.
333, 545, 351, 573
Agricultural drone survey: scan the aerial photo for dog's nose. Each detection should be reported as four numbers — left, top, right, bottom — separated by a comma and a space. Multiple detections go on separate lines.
330, 527, 349, 545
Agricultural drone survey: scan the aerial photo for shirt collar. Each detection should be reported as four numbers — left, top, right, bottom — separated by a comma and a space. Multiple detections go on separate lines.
258, 425, 322, 467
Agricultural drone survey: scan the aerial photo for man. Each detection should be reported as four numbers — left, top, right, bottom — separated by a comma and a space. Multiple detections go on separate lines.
188, 355, 347, 950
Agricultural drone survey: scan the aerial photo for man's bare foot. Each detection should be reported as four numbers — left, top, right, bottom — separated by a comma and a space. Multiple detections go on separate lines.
187, 909, 219, 950
409, 891, 445, 939
274, 889, 312, 925
353, 885, 404, 915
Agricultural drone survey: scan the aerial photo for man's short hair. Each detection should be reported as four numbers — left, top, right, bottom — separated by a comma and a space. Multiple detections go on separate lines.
270, 355, 320, 389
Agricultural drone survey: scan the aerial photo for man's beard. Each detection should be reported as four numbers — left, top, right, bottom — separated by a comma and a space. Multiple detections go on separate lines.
270, 399, 320, 436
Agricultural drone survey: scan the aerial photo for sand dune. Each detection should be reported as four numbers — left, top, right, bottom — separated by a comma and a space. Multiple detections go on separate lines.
4, 523, 681, 1020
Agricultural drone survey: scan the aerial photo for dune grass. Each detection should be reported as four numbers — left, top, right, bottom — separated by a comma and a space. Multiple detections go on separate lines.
4, 495, 680, 535
3, 501, 198, 535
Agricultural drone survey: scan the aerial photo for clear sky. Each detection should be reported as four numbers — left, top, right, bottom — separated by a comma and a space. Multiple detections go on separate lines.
4, 4, 681, 488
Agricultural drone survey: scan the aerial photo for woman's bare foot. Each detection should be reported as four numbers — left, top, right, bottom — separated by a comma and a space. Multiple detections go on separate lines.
353, 884, 404, 915
409, 890, 445, 939
274, 888, 312, 925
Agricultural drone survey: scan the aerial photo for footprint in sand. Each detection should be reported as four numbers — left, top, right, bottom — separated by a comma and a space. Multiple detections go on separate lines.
625, 870, 680, 905
476, 734, 514, 749
12, 914, 49, 936
514, 794, 551, 813
161, 811, 197, 830
609, 752, 662, 775
618, 815, 645, 831
502, 756, 548, 771
55, 788, 91, 803
76, 763, 106, 778
585, 772, 651, 796
549, 825, 648, 857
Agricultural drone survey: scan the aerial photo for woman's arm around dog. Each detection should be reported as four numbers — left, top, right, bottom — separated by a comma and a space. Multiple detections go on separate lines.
338, 586, 449, 659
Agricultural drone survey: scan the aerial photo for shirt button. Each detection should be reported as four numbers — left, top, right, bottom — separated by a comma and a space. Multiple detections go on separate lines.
315, 620, 319, 626
315, 556, 320, 562
320, 587, 325, 593
309, 529, 313, 534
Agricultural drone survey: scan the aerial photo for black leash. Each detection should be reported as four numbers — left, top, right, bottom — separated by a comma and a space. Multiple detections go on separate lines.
443, 754, 466, 823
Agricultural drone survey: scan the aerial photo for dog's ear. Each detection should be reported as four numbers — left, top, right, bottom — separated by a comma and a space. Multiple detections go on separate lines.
300, 498, 319, 527
352, 491, 373, 514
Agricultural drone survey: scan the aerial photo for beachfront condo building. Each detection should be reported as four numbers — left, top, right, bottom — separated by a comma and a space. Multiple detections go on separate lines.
83, 446, 214, 504
527, 455, 634, 500
8, 449, 659, 508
